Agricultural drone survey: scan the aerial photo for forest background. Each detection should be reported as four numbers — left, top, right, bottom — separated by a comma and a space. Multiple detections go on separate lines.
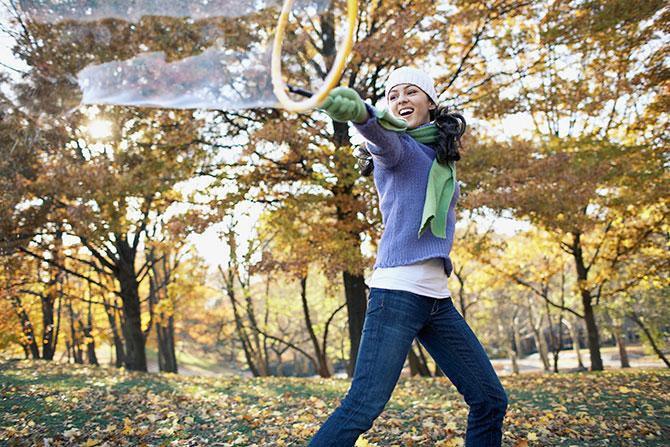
0, 0, 668, 383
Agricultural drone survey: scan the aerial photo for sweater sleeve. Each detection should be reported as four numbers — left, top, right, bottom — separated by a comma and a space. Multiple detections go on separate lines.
351, 103, 405, 169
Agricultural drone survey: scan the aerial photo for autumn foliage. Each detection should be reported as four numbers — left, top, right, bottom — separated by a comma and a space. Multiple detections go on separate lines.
0, 2, 668, 445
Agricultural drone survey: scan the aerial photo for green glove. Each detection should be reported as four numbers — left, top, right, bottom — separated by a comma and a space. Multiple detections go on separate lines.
374, 107, 408, 132
319, 86, 368, 123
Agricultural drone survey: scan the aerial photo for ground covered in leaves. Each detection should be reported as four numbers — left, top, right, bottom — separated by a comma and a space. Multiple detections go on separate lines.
1, 360, 668, 446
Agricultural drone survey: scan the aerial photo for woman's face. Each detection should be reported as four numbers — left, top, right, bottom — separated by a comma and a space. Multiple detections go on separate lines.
387, 83, 436, 129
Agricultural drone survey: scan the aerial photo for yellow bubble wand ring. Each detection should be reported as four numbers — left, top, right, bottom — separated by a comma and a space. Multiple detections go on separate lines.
271, 0, 358, 112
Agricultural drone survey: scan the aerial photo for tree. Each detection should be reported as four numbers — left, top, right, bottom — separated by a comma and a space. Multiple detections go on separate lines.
460, 0, 668, 370
211, 0, 538, 376
256, 201, 349, 377
0, 255, 41, 359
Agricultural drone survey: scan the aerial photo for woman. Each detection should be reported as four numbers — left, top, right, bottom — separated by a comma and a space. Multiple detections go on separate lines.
308, 67, 508, 447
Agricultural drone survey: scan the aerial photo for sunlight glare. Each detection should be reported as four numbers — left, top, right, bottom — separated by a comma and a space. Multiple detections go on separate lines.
86, 119, 113, 140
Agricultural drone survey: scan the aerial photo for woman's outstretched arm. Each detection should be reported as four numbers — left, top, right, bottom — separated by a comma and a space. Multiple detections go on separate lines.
320, 87, 408, 169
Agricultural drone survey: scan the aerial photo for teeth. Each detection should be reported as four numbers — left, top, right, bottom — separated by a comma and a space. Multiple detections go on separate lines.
399, 108, 414, 116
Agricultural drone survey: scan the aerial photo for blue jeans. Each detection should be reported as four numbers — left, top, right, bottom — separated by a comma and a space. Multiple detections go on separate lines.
308, 287, 508, 447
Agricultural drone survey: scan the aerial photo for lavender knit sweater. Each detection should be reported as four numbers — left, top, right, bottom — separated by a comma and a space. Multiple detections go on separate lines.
353, 104, 460, 277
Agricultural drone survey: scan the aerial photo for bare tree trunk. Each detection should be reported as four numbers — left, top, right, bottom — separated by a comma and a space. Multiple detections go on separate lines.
549, 273, 568, 373
41, 288, 56, 360
545, 299, 562, 373
604, 310, 630, 369
454, 271, 468, 323
53, 282, 63, 360
510, 310, 521, 375
571, 232, 604, 371
513, 313, 524, 365
340, 322, 346, 370
150, 250, 179, 374
614, 328, 630, 368
154, 263, 178, 375
116, 238, 147, 372
244, 290, 269, 376
229, 290, 260, 376
416, 341, 439, 376
103, 299, 125, 368
408, 341, 431, 376
11, 295, 40, 359
527, 297, 550, 371
341, 269, 367, 378
263, 277, 271, 373
565, 316, 586, 370
534, 328, 550, 371
67, 300, 84, 364
551, 316, 564, 373
509, 332, 519, 375
167, 316, 179, 373
156, 319, 178, 373
42, 228, 63, 361
84, 298, 99, 366
300, 274, 331, 377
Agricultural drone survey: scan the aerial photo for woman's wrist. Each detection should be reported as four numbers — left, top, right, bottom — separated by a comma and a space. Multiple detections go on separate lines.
353, 106, 370, 124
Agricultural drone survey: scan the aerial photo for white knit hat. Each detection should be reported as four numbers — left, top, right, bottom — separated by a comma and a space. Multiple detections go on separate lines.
384, 67, 438, 105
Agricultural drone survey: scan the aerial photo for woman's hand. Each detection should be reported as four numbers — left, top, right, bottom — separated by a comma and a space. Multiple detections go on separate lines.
319, 87, 369, 123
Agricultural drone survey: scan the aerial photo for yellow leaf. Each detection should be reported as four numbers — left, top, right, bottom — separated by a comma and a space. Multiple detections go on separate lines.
122, 417, 134, 435
232, 435, 248, 445
422, 419, 436, 429
63, 428, 80, 439
146, 413, 159, 423
438, 438, 464, 447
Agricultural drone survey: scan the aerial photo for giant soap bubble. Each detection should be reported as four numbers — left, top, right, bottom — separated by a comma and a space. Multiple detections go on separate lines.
16, 0, 356, 111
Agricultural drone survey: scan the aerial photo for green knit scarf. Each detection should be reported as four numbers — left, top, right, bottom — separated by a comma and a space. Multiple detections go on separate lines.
408, 124, 457, 239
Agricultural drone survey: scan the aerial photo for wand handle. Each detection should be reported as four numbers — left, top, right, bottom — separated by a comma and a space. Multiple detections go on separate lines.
287, 84, 314, 98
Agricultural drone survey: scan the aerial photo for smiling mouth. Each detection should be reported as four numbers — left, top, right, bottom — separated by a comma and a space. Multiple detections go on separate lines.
398, 107, 414, 117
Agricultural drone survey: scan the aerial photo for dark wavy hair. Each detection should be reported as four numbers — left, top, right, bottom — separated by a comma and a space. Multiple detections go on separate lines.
355, 105, 466, 177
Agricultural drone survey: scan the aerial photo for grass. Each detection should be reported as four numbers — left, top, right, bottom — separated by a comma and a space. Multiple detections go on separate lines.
0, 359, 668, 446
91, 344, 241, 376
